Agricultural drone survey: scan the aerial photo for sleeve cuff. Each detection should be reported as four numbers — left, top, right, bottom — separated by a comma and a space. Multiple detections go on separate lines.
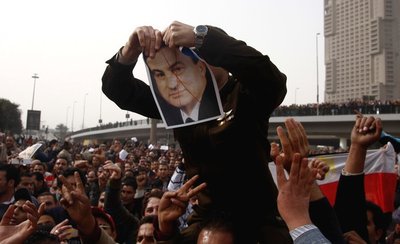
289, 224, 318, 240
341, 168, 364, 176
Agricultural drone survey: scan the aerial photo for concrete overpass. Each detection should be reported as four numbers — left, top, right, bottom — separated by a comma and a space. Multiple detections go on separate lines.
70, 113, 399, 149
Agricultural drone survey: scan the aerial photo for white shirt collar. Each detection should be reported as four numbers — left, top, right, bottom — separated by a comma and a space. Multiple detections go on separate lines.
181, 102, 200, 122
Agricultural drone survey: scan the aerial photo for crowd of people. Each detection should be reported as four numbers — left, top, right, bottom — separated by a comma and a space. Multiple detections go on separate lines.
0, 20, 399, 244
0, 113, 399, 243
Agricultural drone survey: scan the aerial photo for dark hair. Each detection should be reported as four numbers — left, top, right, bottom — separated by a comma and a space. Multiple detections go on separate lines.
122, 176, 137, 190
14, 188, 32, 202
199, 217, 236, 243
91, 206, 116, 232
37, 191, 57, 203
57, 167, 87, 187
32, 171, 45, 182
20, 171, 33, 178
0, 164, 20, 186
139, 214, 156, 225
142, 189, 164, 216
366, 200, 388, 243
23, 230, 59, 244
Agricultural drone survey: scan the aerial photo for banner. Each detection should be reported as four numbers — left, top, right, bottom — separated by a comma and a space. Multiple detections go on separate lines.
269, 142, 398, 212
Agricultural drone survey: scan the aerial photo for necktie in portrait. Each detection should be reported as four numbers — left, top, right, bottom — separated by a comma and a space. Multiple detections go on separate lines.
185, 117, 194, 123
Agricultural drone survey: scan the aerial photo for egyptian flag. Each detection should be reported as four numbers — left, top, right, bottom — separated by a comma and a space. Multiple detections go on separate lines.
316, 142, 397, 213
268, 142, 398, 213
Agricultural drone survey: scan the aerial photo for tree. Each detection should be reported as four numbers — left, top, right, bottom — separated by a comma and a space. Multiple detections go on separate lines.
55, 123, 68, 140
0, 98, 22, 134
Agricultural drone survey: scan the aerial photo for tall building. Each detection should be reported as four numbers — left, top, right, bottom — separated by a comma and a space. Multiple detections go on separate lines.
324, 0, 400, 103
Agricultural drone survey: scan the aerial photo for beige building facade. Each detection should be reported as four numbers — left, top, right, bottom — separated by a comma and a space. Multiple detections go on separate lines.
324, 0, 400, 103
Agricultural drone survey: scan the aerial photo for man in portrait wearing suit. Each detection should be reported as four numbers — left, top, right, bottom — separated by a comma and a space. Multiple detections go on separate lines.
144, 46, 222, 128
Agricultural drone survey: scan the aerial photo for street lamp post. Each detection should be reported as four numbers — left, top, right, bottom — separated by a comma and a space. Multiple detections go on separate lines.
295, 88, 299, 104
99, 92, 103, 125
316, 33, 321, 116
82, 93, 88, 130
71, 101, 77, 132
66, 106, 70, 129
31, 73, 39, 110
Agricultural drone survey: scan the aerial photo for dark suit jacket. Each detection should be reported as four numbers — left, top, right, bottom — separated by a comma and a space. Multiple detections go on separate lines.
154, 70, 221, 127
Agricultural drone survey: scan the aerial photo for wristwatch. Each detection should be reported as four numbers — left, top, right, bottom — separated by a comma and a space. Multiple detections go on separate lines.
193, 25, 208, 49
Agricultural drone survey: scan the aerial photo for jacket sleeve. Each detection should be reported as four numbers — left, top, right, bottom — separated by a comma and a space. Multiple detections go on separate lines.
334, 174, 369, 242
198, 26, 287, 114
104, 178, 140, 242
309, 197, 345, 244
294, 228, 332, 244
101, 50, 162, 119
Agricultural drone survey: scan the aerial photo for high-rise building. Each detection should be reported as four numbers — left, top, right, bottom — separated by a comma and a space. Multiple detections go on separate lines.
324, 0, 400, 103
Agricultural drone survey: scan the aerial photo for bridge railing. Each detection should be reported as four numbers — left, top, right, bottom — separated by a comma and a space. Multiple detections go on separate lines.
70, 101, 400, 136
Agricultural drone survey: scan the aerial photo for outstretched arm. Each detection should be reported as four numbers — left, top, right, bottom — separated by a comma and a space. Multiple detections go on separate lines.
276, 153, 331, 244
334, 114, 382, 242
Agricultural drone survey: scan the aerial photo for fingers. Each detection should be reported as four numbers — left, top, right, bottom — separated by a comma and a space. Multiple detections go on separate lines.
355, 115, 382, 137
103, 162, 121, 179
22, 201, 39, 219
289, 153, 301, 184
70, 190, 91, 206
187, 182, 207, 199
180, 174, 199, 192
309, 158, 330, 180
285, 119, 300, 153
270, 142, 280, 160
275, 155, 287, 188
135, 26, 162, 58
297, 121, 310, 155
74, 171, 85, 194
0, 204, 15, 225
285, 118, 309, 157
170, 198, 187, 209
277, 126, 292, 160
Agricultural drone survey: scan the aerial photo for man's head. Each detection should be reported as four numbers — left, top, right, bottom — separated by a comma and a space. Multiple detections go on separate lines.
5, 136, 16, 149
142, 189, 163, 217
98, 191, 106, 209
146, 47, 208, 115
137, 215, 157, 244
18, 172, 35, 195
91, 206, 117, 240
53, 157, 69, 176
11, 188, 33, 225
37, 192, 58, 210
197, 218, 235, 244
0, 164, 19, 199
366, 201, 387, 244
121, 177, 137, 205
32, 161, 46, 175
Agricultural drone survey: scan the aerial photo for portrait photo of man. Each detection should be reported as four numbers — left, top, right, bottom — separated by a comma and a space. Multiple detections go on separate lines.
144, 46, 223, 128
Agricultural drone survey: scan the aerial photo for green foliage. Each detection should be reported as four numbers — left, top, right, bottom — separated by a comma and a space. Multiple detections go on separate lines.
55, 123, 69, 140
0, 98, 22, 134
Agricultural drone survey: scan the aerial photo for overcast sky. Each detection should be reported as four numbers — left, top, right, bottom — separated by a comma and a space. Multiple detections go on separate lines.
0, 0, 325, 130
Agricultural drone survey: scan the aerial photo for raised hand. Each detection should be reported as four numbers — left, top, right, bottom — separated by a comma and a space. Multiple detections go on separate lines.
162, 21, 196, 48
158, 174, 206, 235
309, 157, 330, 180
121, 26, 163, 62
103, 160, 122, 180
0, 201, 45, 244
351, 114, 382, 149
59, 171, 95, 236
276, 153, 317, 231
274, 118, 309, 171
